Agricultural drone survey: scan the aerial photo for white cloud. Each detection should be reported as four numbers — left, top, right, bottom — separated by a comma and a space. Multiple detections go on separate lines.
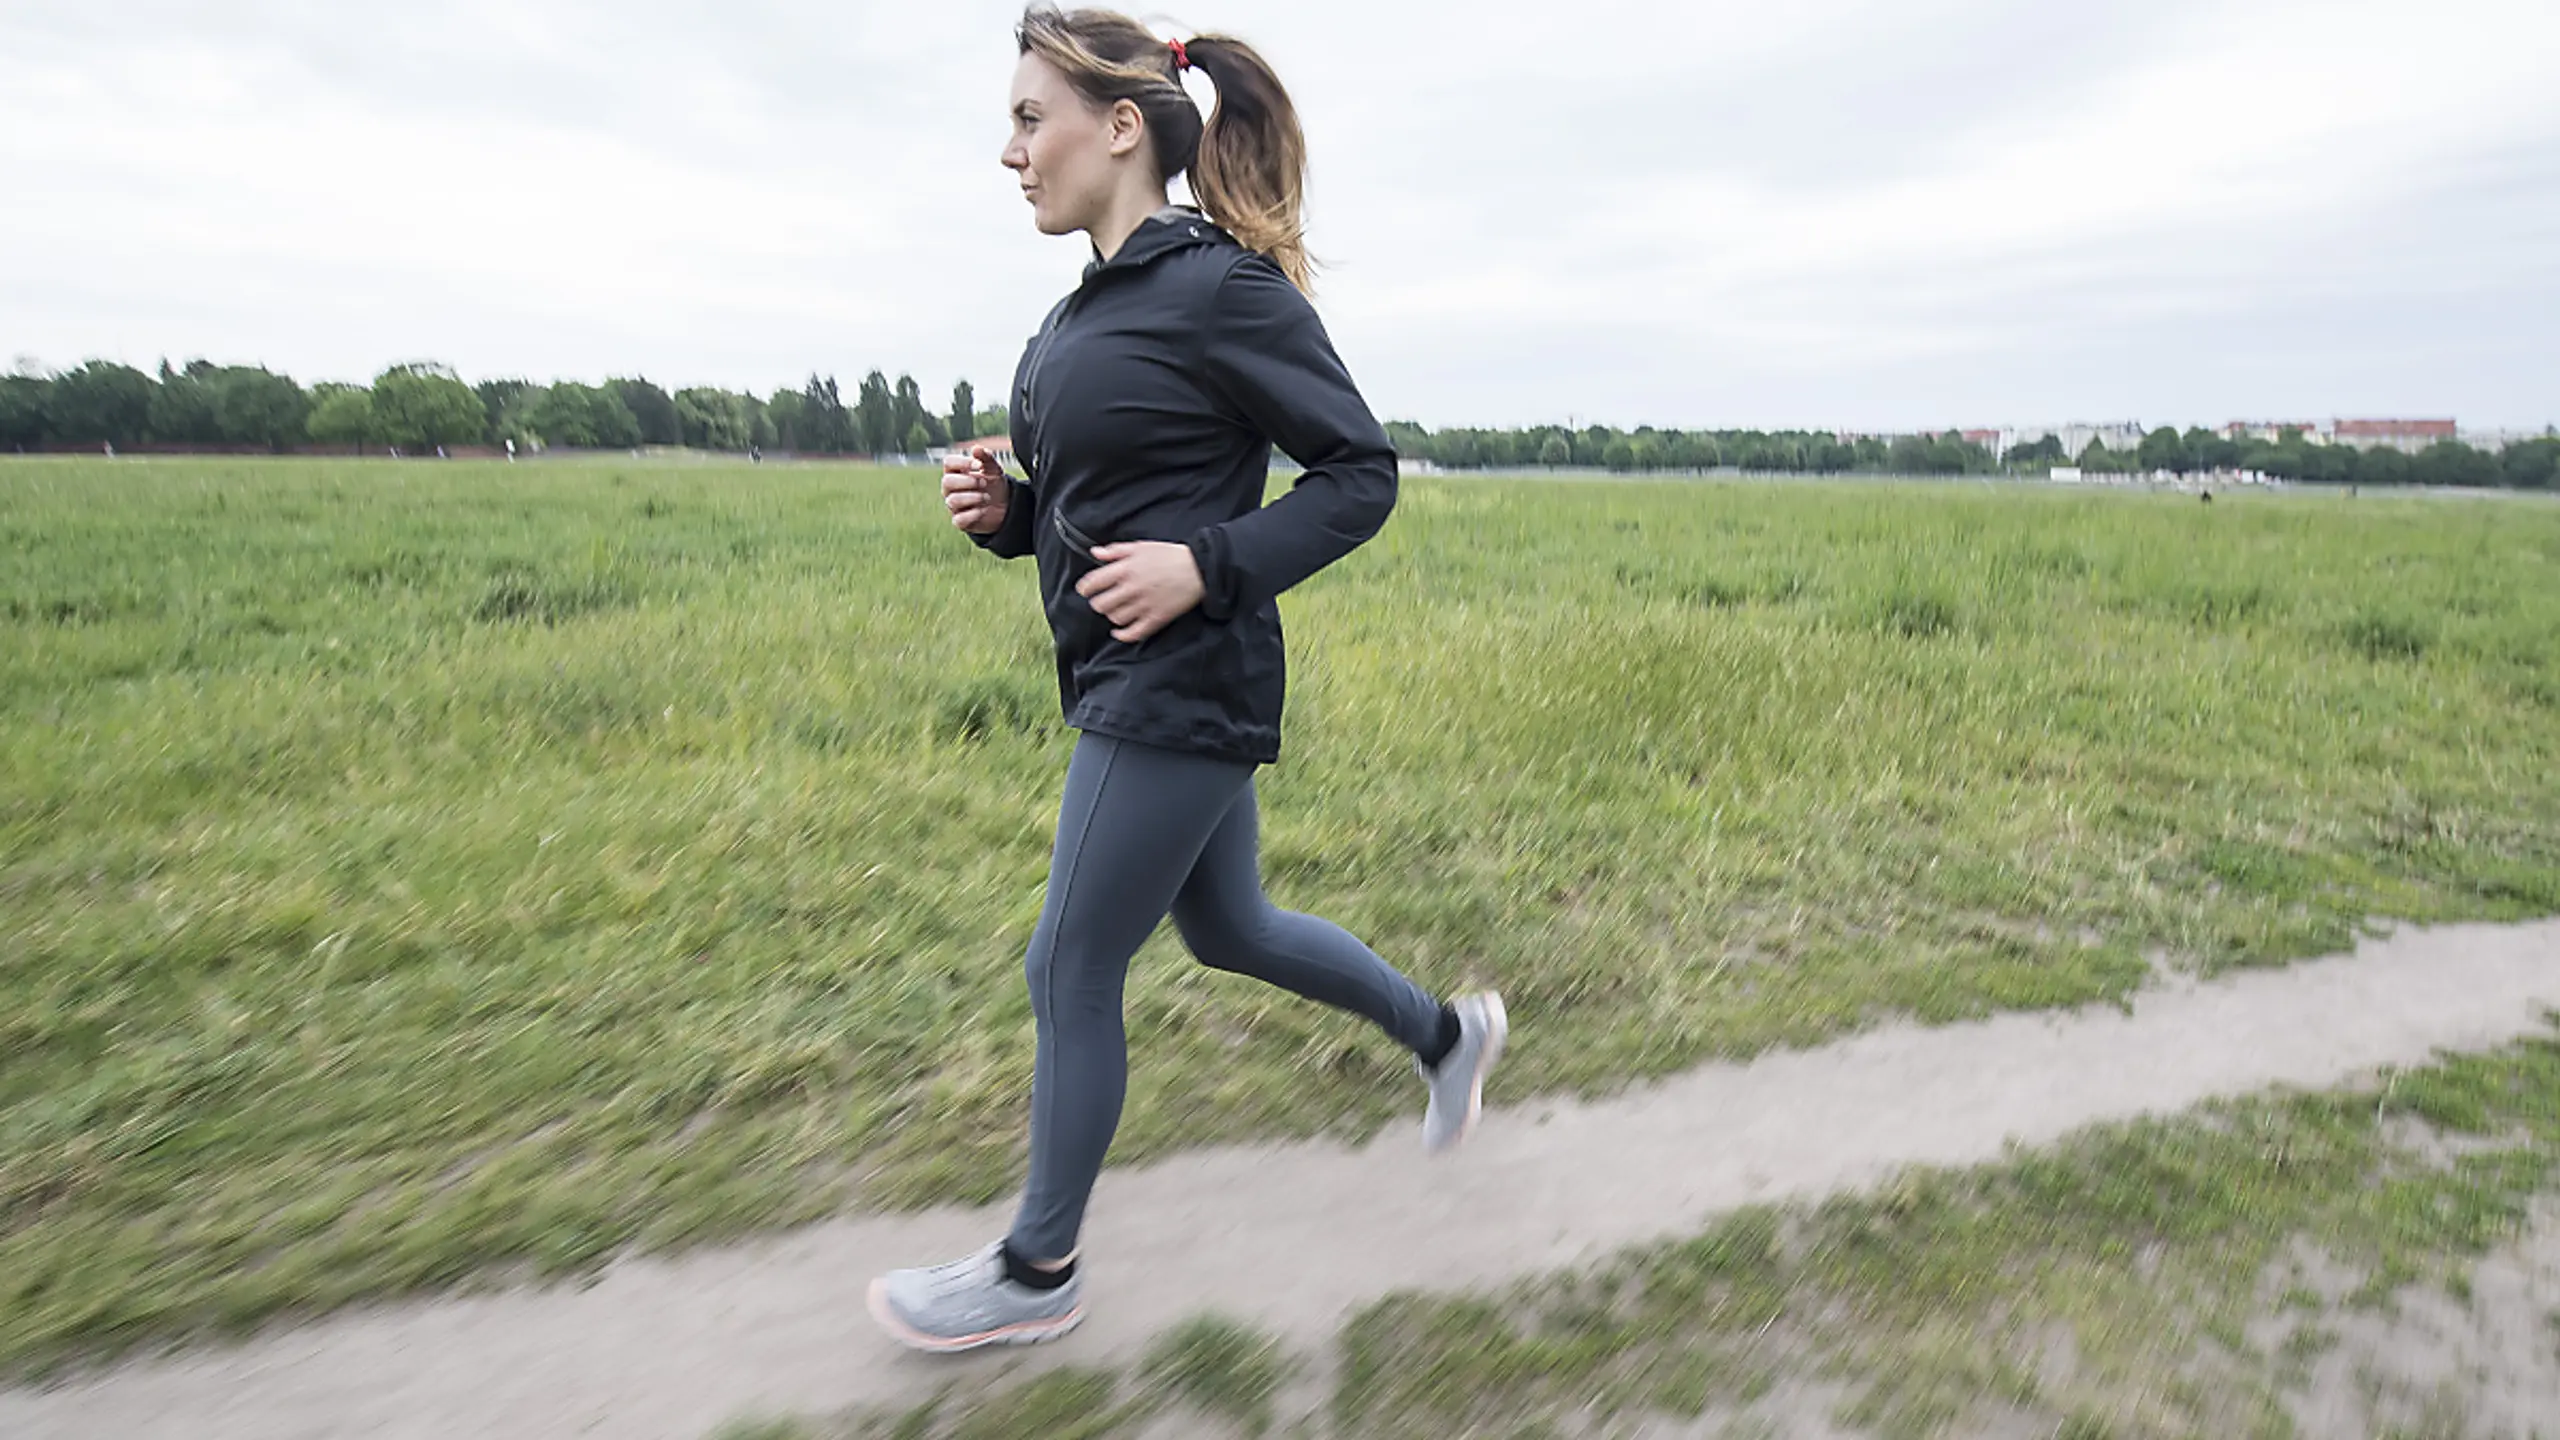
2, 0, 2553, 428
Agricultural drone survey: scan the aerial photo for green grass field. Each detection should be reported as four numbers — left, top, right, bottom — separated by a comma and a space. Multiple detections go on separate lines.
4, 458, 2558, 1374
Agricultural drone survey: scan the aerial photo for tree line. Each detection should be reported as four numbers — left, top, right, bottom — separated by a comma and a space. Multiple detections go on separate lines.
1384, 422, 2003, 477
2006, 425, 2559, 490
0, 359, 1009, 456
7, 357, 2551, 491
1389, 421, 2558, 490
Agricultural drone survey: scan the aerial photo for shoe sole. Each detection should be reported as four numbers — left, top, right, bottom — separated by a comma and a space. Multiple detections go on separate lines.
1433, 991, 1509, 1153
865, 1278, 1085, 1355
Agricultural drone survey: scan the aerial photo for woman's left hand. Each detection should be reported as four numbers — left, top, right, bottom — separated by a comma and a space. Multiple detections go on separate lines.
1076, 541, 1206, 643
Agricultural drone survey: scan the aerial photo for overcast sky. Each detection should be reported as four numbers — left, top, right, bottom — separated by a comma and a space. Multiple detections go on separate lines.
5, 0, 2555, 432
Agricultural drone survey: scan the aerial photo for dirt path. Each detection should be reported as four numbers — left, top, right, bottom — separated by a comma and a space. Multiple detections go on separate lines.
6, 919, 2556, 1440
2269, 1201, 2560, 1435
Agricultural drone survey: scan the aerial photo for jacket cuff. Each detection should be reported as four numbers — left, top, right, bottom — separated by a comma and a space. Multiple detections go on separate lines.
1186, 528, 1240, 622
970, 482, 1036, 558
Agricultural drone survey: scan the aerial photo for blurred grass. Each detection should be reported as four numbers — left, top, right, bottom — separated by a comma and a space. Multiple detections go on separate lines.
840, 1031, 2560, 1439
1327, 1031, 2560, 1439
3, 458, 2558, 1373
734, 1314, 1289, 1440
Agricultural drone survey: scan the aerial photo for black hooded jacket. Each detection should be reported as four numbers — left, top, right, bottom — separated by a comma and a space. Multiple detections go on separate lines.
977, 210, 1397, 765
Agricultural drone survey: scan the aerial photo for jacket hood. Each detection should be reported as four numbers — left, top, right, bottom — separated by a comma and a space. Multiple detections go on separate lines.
1083, 207, 1232, 281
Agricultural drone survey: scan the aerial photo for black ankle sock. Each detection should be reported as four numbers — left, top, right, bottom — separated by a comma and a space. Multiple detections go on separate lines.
1419, 1003, 1462, 1069
1000, 1239, 1076, 1290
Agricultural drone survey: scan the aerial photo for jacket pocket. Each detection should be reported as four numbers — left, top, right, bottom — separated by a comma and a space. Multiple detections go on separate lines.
1050, 507, 1113, 636
1052, 508, 1103, 568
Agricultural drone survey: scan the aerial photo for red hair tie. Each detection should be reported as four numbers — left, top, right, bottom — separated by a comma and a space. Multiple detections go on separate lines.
1168, 38, 1191, 71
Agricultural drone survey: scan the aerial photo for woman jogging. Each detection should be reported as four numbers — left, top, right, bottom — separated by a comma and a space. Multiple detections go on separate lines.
867, 5, 1506, 1354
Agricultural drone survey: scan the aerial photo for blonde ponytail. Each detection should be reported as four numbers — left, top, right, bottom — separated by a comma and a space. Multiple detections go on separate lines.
1182, 35, 1313, 291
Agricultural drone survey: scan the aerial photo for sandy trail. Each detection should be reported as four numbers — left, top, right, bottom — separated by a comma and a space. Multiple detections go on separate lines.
5, 919, 2555, 1440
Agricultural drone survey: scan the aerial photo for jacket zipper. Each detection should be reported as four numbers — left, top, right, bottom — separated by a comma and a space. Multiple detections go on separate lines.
1021, 289, 1085, 437
1025, 215, 1211, 432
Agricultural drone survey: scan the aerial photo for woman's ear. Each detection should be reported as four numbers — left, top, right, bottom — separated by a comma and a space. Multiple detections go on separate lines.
1107, 97, 1146, 159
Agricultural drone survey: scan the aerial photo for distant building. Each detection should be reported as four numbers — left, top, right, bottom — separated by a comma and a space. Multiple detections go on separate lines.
931, 434, 1016, 466
2456, 427, 2541, 452
2017, 422, 2147, 460
1959, 429, 2003, 454
2332, 419, 2455, 454
2219, 420, 2327, 444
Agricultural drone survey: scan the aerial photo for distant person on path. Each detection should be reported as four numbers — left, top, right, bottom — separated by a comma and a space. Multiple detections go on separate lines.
869, 3, 1506, 1354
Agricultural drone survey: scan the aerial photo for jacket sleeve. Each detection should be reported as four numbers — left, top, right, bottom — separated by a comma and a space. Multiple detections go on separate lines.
1184, 257, 1398, 621
970, 475, 1038, 560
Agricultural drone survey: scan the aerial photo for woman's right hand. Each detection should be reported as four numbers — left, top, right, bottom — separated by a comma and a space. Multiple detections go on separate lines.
942, 445, 1012, 535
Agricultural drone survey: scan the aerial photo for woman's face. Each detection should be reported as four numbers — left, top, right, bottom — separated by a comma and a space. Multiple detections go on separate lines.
1002, 54, 1131, 237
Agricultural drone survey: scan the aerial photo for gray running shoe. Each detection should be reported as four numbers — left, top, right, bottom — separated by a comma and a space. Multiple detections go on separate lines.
1419, 991, 1508, 1153
867, 1243, 1084, 1354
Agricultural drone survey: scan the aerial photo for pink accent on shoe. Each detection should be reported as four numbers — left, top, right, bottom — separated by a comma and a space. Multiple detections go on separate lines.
866, 1278, 1085, 1354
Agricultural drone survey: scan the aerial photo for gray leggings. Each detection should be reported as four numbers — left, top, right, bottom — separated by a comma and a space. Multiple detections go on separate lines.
1007, 732, 1445, 1261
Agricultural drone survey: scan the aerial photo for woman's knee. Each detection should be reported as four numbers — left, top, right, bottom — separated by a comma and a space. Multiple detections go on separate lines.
1022, 940, 1054, 1028
1025, 935, 1128, 1026
1174, 904, 1273, 975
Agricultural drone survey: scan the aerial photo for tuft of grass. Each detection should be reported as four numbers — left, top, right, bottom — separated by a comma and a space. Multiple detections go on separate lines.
941, 1369, 1124, 1440
1138, 1315, 1292, 1436
935, 674, 1053, 744
2169, 578, 2281, 628
840, 1317, 1293, 1440
1874, 587, 1959, 639
2, 459, 2557, 1373
471, 563, 636, 624
2338, 606, 2435, 661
